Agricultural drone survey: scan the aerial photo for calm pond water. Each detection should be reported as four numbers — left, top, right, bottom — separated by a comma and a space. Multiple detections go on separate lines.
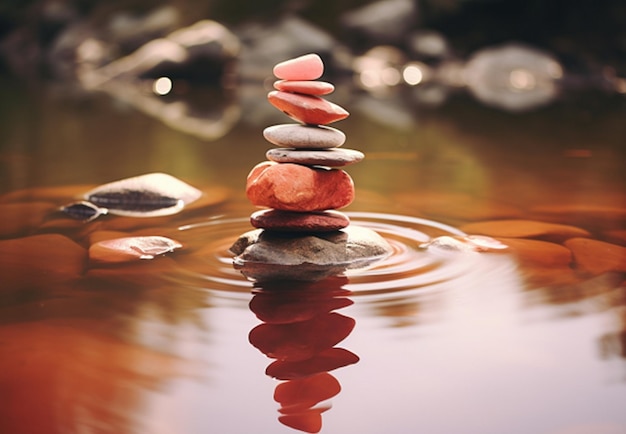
1, 74, 625, 434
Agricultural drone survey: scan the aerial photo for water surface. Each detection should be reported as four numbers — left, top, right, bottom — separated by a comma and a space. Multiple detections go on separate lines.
0, 76, 625, 434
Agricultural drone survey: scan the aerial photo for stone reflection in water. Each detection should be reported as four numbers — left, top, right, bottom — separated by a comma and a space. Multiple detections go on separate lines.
248, 276, 358, 433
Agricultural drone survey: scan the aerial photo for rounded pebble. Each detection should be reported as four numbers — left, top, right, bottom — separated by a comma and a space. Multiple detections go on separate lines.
246, 161, 354, 212
268, 91, 349, 125
274, 80, 335, 96
273, 54, 324, 81
263, 124, 346, 149
251, 209, 350, 232
266, 148, 364, 167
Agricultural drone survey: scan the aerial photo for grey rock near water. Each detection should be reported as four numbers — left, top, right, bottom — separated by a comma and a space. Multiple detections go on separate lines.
84, 172, 202, 217
263, 124, 346, 149
230, 225, 393, 281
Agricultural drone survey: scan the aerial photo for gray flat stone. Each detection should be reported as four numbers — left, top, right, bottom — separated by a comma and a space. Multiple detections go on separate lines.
266, 148, 364, 167
230, 225, 392, 281
263, 124, 346, 149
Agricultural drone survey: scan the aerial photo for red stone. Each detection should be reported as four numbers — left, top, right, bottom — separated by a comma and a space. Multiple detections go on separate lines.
273, 54, 324, 80
278, 410, 324, 433
250, 209, 350, 232
248, 312, 355, 361
274, 80, 335, 96
246, 162, 354, 212
268, 91, 349, 125
274, 373, 341, 408
265, 347, 359, 380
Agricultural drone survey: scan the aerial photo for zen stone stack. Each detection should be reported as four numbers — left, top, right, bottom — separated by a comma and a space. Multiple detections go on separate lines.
231, 54, 392, 281
245, 54, 364, 233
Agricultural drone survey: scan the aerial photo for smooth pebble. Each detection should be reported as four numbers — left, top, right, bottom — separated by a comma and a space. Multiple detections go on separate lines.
263, 124, 346, 149
274, 80, 335, 96
266, 148, 364, 167
273, 54, 324, 81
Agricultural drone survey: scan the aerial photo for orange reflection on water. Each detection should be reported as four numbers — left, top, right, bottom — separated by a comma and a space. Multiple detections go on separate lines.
0, 321, 198, 434
248, 276, 359, 433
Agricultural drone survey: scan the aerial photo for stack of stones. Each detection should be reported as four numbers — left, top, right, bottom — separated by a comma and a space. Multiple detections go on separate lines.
246, 54, 364, 233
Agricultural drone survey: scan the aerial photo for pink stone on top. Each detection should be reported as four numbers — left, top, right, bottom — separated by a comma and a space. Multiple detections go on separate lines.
273, 54, 324, 81
268, 91, 349, 125
274, 80, 335, 96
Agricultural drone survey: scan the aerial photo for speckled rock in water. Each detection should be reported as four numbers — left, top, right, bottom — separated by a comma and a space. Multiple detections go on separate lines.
274, 80, 335, 96
60, 201, 108, 222
250, 209, 350, 232
268, 91, 349, 125
229, 225, 392, 281
266, 148, 364, 167
263, 124, 346, 149
246, 161, 354, 212
564, 237, 626, 275
273, 53, 324, 80
84, 173, 202, 217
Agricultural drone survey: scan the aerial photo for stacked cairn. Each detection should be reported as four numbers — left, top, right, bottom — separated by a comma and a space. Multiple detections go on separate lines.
246, 54, 364, 232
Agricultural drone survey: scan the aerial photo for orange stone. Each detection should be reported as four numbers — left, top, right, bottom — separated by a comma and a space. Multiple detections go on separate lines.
0, 234, 86, 290
564, 237, 626, 275
459, 219, 591, 243
268, 91, 349, 125
246, 162, 354, 212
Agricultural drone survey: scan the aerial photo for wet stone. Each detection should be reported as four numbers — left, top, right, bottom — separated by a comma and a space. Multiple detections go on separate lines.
60, 201, 108, 222
89, 235, 182, 263
229, 225, 393, 281
0, 234, 86, 290
268, 91, 349, 125
274, 80, 335, 96
84, 172, 202, 217
250, 209, 350, 232
263, 124, 346, 149
496, 237, 579, 286
246, 162, 354, 212
0, 202, 55, 238
564, 237, 626, 275
459, 219, 591, 243
273, 53, 324, 81
266, 148, 364, 167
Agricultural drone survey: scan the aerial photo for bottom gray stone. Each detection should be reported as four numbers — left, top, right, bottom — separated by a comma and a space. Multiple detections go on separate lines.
229, 225, 393, 281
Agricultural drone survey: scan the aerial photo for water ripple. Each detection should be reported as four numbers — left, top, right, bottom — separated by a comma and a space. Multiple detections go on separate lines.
176, 212, 490, 299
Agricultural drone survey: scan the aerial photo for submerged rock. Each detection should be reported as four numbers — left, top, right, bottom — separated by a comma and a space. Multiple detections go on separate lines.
458, 219, 590, 243
84, 173, 202, 217
0, 234, 86, 290
564, 237, 626, 275
420, 235, 508, 252
89, 235, 182, 263
230, 225, 392, 281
